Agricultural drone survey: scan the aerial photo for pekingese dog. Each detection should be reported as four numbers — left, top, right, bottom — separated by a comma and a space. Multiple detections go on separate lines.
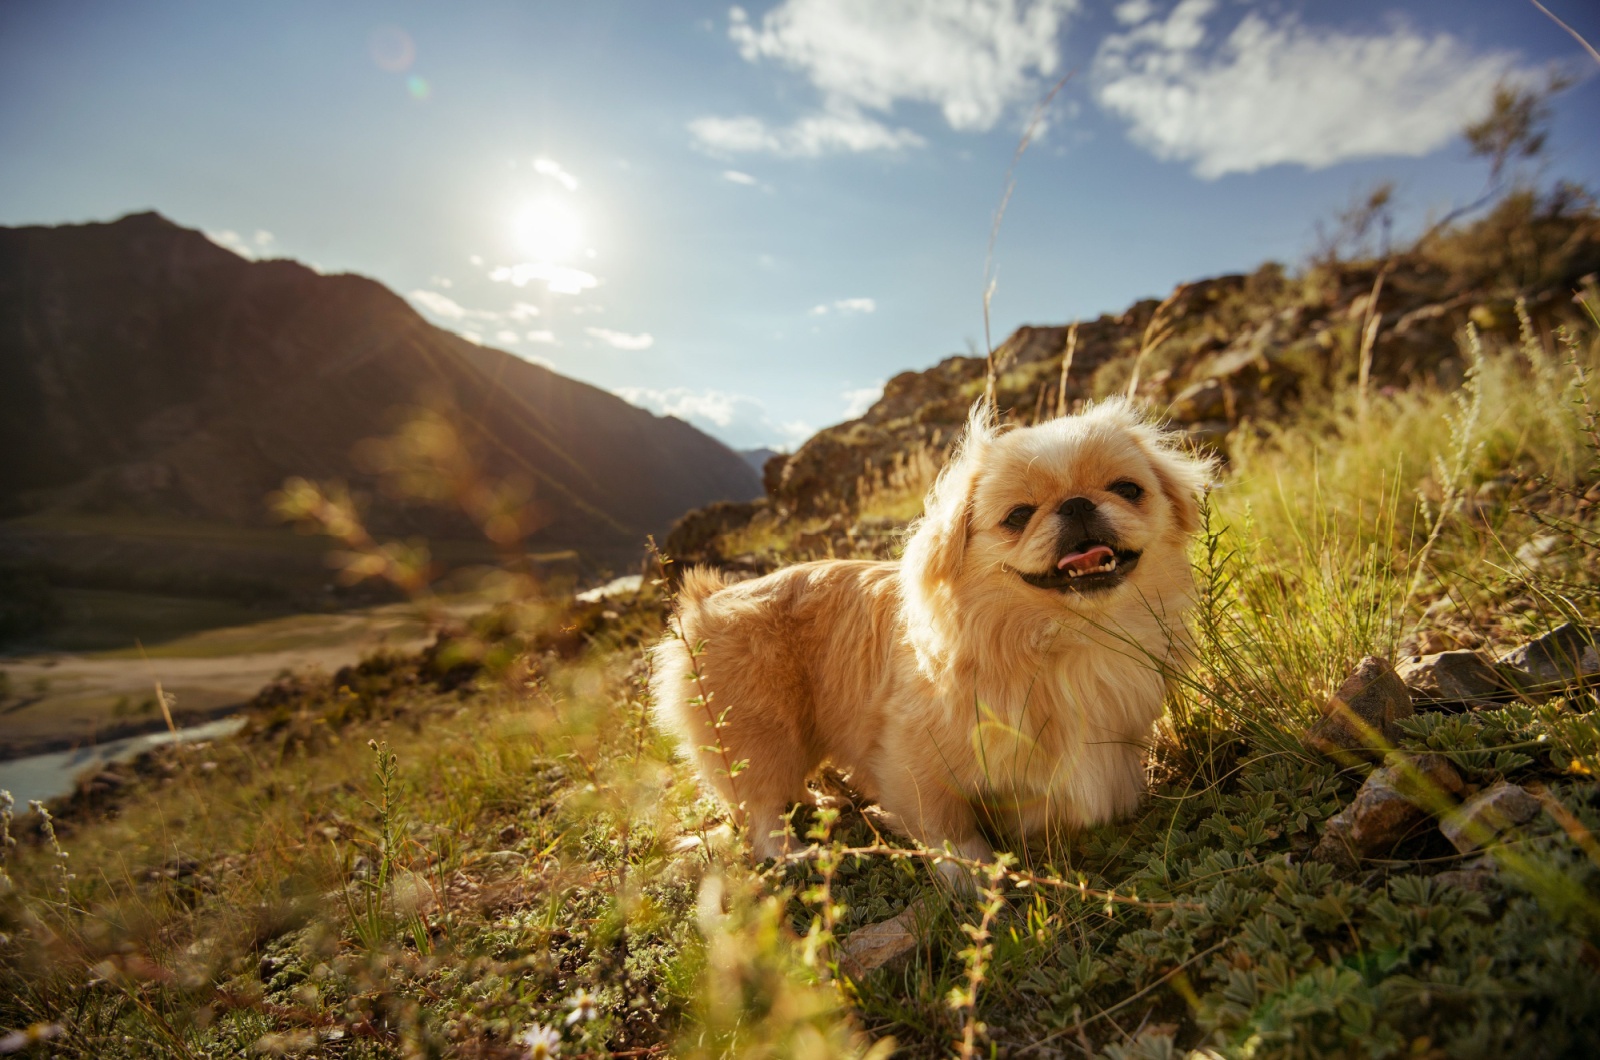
652, 397, 1210, 878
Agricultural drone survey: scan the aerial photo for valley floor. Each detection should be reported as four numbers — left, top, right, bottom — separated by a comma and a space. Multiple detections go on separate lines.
0, 592, 478, 761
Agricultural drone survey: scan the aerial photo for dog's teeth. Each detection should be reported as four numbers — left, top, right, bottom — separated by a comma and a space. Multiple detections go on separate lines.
1063, 556, 1120, 579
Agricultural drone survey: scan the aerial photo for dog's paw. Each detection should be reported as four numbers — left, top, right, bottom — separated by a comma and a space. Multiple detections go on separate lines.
933, 856, 982, 897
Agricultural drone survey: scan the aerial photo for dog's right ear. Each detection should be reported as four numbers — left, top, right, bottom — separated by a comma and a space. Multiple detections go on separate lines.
903, 399, 995, 588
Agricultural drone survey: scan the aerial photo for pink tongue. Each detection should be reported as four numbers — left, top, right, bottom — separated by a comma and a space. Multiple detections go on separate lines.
1057, 544, 1114, 573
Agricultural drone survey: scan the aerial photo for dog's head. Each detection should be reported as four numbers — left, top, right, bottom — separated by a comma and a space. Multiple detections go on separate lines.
902, 398, 1212, 641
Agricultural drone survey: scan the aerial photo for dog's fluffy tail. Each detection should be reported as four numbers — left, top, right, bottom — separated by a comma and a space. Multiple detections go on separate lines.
675, 566, 728, 611
650, 565, 729, 761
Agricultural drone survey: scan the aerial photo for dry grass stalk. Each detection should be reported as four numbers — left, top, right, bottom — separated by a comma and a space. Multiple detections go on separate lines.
1055, 322, 1078, 418
855, 439, 944, 524
1528, 0, 1600, 66
1125, 285, 1186, 402
1356, 263, 1391, 419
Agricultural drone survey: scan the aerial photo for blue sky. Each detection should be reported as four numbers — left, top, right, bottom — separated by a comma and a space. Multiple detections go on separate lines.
3, 1, 1597, 450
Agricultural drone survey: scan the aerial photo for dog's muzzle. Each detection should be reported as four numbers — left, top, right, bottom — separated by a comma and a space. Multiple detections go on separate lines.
1018, 540, 1142, 593
1018, 496, 1141, 593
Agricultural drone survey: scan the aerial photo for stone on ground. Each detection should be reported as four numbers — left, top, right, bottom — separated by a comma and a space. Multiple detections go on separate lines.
1439, 781, 1543, 854
838, 899, 927, 978
1396, 650, 1510, 707
1306, 656, 1414, 759
1497, 623, 1600, 687
1312, 753, 1464, 868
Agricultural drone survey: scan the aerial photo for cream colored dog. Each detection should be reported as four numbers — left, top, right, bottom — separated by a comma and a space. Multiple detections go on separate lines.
652, 398, 1210, 875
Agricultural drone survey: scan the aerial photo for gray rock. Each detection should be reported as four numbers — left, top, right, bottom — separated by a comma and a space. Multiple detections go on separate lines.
837, 898, 927, 978
1307, 656, 1414, 759
1439, 782, 1543, 854
1497, 623, 1600, 687
1395, 650, 1510, 706
1312, 753, 1465, 868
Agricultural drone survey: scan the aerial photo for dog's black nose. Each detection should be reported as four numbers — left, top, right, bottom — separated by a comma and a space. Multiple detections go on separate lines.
1058, 497, 1096, 519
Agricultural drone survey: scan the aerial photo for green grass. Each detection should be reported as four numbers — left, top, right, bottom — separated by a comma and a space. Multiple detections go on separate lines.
1, 321, 1599, 1058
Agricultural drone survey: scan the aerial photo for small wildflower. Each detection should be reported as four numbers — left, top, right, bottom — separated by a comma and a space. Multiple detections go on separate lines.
517, 1023, 561, 1059
564, 987, 599, 1025
0, 1023, 63, 1054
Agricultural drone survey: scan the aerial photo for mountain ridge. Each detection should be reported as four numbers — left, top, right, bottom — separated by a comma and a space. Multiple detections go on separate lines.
0, 211, 761, 591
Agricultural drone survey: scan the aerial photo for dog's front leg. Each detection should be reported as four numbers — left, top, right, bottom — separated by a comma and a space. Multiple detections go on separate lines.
873, 769, 993, 894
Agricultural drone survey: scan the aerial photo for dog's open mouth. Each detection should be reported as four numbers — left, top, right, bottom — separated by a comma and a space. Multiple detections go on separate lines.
1019, 541, 1141, 593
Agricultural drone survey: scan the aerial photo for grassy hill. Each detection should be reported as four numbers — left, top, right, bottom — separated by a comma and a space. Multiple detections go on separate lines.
1, 196, 1599, 1058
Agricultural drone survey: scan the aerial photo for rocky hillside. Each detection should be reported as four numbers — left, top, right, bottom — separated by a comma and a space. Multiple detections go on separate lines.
0, 212, 761, 589
674, 188, 1600, 567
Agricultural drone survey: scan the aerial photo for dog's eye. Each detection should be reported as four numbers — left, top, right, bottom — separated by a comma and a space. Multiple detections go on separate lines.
1108, 480, 1144, 502
1001, 505, 1037, 531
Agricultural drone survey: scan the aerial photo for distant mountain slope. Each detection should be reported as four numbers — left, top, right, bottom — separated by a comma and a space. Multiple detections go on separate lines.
0, 212, 761, 576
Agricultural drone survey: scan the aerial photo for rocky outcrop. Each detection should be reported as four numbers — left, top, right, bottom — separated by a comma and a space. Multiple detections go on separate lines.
753, 194, 1599, 525
662, 500, 764, 574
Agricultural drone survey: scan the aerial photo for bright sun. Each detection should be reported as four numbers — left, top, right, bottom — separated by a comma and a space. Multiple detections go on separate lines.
511, 198, 583, 263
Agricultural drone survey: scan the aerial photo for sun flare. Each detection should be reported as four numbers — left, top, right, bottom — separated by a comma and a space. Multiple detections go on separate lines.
511, 197, 583, 263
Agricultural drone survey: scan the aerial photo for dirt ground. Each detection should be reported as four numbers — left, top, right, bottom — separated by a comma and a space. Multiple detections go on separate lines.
0, 593, 465, 758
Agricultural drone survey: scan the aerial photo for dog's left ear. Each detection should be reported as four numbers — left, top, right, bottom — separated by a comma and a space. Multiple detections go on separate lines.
1089, 397, 1213, 536
1141, 432, 1212, 536
903, 399, 996, 587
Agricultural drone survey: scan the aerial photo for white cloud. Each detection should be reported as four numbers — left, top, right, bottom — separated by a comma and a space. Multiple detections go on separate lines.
489, 261, 599, 295
205, 228, 276, 259
692, 0, 1077, 156
408, 289, 470, 319
525, 330, 557, 344
407, 289, 516, 325
614, 385, 813, 449
1092, 0, 1531, 178
842, 383, 884, 418
810, 297, 877, 316
722, 169, 760, 185
691, 107, 923, 157
532, 157, 580, 191
507, 301, 542, 321
1113, 0, 1155, 25
494, 329, 520, 345
735, 0, 1076, 130
585, 327, 655, 351
430, 274, 454, 288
